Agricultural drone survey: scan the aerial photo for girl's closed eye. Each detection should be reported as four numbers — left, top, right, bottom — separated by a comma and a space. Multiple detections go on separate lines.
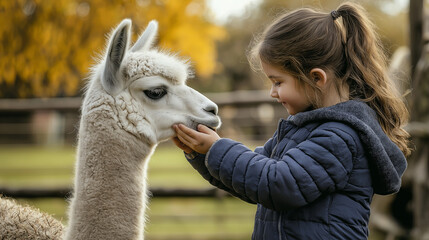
273, 81, 281, 87
269, 77, 283, 87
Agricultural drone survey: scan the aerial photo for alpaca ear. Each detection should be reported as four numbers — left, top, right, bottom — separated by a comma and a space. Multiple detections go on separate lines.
102, 19, 131, 95
130, 20, 158, 52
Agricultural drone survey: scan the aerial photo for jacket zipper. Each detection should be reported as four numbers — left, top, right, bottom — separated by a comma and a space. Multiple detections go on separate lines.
271, 120, 284, 159
273, 135, 282, 239
273, 119, 287, 239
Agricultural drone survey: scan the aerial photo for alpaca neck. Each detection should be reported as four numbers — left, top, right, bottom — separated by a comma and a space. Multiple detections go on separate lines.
65, 106, 155, 240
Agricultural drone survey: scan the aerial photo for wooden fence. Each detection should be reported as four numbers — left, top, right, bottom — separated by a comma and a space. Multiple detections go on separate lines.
2, 1, 429, 236
1, 89, 428, 239
0, 90, 285, 146
0, 186, 226, 199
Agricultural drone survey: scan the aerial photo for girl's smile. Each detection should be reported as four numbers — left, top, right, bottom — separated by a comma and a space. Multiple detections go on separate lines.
261, 61, 311, 115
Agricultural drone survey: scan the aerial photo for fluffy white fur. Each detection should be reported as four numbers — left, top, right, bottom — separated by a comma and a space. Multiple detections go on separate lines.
65, 19, 220, 240
125, 51, 191, 84
0, 19, 220, 240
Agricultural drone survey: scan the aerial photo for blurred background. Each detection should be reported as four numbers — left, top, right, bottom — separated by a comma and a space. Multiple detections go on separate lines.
1, 0, 428, 239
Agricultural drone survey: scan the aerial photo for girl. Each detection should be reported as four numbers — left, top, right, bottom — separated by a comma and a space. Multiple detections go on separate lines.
173, 2, 410, 239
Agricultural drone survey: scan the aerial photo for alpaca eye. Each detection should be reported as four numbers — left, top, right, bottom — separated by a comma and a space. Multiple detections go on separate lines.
143, 88, 167, 100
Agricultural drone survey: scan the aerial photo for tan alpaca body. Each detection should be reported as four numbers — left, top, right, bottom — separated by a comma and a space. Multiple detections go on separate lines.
0, 198, 64, 240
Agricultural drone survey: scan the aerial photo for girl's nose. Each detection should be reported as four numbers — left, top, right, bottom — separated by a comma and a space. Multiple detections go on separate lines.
270, 87, 278, 98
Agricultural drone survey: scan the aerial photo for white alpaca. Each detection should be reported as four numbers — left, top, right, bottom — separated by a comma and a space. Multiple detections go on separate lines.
0, 19, 220, 240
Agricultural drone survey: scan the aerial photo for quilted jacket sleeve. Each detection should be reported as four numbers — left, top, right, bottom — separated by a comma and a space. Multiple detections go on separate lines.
186, 136, 277, 203
205, 124, 356, 211
185, 152, 256, 203
254, 133, 276, 157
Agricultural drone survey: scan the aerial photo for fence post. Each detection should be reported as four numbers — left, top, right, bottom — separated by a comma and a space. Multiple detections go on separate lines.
409, 1, 429, 238
409, 0, 424, 79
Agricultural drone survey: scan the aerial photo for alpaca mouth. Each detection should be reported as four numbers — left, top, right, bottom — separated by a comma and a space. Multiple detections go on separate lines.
190, 118, 221, 131
206, 126, 216, 131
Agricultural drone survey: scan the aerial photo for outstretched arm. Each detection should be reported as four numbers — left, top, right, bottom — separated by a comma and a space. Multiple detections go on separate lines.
204, 126, 355, 211
173, 123, 356, 211
172, 124, 257, 203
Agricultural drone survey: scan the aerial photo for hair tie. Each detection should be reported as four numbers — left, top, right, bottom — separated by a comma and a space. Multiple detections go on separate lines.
331, 10, 341, 20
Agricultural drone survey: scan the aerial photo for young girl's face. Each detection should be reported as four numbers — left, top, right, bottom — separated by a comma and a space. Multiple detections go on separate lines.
261, 61, 311, 115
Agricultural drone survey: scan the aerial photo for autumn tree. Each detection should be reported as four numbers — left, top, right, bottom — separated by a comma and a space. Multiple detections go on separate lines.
0, 0, 225, 98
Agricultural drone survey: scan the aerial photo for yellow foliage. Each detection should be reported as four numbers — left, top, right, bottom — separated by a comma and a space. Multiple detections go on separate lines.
0, 0, 226, 98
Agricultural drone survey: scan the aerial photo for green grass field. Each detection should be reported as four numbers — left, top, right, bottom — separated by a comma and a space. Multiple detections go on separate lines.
0, 142, 387, 240
0, 142, 256, 240
0, 142, 216, 188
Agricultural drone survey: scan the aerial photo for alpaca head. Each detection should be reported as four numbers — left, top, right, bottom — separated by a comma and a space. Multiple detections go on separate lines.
90, 19, 220, 145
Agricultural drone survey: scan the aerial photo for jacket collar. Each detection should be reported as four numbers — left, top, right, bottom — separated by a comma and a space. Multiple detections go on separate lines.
281, 100, 407, 195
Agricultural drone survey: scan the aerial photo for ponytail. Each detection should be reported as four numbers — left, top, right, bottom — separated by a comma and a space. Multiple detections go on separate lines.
335, 2, 411, 156
249, 2, 411, 156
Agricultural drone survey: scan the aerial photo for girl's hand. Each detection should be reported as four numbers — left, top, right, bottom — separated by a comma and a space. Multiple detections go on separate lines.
172, 136, 194, 154
173, 124, 220, 154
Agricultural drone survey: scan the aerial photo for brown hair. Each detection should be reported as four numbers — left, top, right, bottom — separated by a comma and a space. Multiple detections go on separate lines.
249, 2, 411, 156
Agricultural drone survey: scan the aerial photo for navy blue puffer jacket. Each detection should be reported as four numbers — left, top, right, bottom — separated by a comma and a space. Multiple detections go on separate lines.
186, 100, 407, 240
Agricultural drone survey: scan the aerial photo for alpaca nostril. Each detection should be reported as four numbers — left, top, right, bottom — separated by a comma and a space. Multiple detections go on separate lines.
204, 105, 218, 115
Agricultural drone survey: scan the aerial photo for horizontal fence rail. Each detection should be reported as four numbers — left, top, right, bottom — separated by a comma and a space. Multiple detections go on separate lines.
0, 97, 82, 111
0, 186, 231, 199
0, 90, 275, 111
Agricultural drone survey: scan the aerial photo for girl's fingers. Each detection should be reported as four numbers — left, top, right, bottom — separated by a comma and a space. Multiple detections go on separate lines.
173, 124, 216, 154
173, 126, 192, 147
172, 136, 185, 148
178, 124, 199, 137
172, 136, 180, 146
197, 124, 213, 134
177, 124, 204, 144
176, 126, 197, 145
172, 137, 194, 153
176, 133, 191, 146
